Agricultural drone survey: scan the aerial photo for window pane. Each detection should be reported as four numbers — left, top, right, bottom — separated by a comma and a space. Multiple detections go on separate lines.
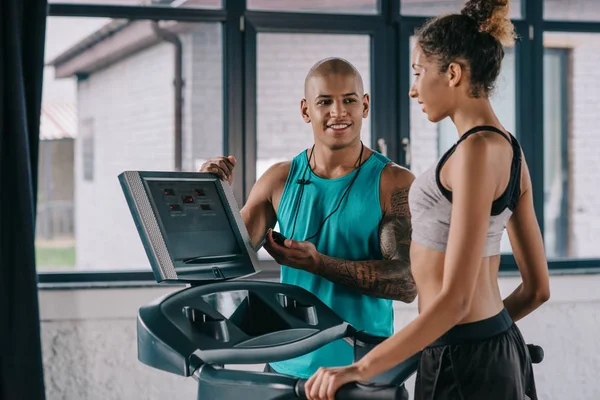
544, 32, 600, 259
544, 0, 600, 22
48, 0, 221, 8
248, 0, 378, 14
408, 37, 516, 254
37, 17, 223, 272
255, 33, 371, 260
400, 0, 522, 19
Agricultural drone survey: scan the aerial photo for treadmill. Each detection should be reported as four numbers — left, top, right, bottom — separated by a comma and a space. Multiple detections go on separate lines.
119, 171, 543, 400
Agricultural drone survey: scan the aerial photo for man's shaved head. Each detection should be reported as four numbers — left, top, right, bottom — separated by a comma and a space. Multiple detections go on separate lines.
304, 57, 364, 97
300, 57, 370, 151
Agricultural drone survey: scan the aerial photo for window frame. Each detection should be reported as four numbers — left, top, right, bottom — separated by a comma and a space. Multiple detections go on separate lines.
520, 1, 600, 271
40, 2, 233, 286
542, 47, 569, 258
39, 0, 600, 287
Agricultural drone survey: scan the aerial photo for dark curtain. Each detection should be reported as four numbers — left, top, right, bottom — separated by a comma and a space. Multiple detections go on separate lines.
0, 0, 48, 399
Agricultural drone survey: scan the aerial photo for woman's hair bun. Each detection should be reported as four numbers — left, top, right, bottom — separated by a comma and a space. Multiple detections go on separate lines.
461, 0, 517, 46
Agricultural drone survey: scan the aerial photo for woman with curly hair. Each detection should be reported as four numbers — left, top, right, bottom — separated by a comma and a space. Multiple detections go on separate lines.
304, 1, 550, 399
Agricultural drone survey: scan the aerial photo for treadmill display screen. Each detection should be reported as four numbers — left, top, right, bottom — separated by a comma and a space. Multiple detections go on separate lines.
120, 171, 259, 283
146, 180, 242, 262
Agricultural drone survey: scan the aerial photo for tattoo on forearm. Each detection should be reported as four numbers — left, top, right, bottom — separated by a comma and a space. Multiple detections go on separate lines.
312, 186, 416, 302
316, 256, 416, 302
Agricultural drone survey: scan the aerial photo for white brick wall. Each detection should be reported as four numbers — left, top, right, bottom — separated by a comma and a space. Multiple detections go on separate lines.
75, 41, 176, 270
185, 23, 223, 170
75, 25, 223, 270
568, 37, 600, 258
545, 0, 600, 21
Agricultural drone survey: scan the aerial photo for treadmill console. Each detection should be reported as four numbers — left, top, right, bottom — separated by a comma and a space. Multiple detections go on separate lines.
119, 171, 259, 283
119, 171, 350, 378
138, 281, 349, 376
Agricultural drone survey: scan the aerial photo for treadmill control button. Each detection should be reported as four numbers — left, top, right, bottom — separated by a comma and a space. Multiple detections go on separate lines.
212, 267, 224, 279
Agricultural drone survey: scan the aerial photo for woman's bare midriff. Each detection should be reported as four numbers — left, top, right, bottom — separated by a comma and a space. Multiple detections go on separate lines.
410, 242, 505, 324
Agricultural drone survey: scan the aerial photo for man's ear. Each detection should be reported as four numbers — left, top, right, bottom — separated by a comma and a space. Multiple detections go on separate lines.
446, 62, 463, 88
362, 93, 370, 118
300, 98, 311, 123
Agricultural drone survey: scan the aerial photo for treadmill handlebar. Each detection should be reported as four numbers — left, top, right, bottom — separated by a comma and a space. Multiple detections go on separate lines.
295, 379, 405, 400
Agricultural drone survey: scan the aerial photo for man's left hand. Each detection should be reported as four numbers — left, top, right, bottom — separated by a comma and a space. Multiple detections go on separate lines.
263, 229, 321, 272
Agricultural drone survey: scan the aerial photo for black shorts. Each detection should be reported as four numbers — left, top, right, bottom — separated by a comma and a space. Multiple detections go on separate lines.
415, 308, 538, 400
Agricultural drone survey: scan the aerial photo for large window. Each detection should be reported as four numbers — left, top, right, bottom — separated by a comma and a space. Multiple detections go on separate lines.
543, 32, 600, 260
38, 0, 600, 281
37, 16, 223, 272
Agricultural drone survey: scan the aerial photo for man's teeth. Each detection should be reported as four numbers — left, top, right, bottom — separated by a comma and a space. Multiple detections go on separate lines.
329, 124, 349, 129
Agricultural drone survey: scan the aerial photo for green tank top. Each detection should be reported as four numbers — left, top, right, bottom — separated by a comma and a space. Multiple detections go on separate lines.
269, 149, 394, 378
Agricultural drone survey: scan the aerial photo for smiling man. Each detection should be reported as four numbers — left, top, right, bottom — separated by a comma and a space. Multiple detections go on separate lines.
199, 57, 416, 379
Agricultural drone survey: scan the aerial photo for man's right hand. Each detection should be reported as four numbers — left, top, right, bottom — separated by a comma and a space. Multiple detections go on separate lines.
199, 155, 236, 185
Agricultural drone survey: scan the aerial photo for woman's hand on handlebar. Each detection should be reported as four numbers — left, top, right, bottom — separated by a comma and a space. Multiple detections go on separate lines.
305, 363, 366, 400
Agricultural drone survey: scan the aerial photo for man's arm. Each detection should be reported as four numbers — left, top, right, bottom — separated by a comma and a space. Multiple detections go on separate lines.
313, 181, 416, 303
240, 162, 290, 249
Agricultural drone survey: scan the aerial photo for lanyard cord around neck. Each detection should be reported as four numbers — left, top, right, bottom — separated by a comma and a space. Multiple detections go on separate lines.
289, 142, 365, 242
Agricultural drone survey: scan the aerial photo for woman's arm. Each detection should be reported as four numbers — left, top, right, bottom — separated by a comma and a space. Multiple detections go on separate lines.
503, 157, 550, 322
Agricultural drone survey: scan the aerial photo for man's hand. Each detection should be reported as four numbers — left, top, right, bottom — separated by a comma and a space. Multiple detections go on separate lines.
263, 229, 321, 272
199, 155, 236, 185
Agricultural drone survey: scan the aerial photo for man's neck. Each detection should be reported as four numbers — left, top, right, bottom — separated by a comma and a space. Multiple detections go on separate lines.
309, 139, 366, 179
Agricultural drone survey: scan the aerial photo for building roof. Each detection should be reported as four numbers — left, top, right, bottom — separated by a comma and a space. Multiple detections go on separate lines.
47, 19, 130, 68
48, 18, 205, 78
40, 101, 77, 140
